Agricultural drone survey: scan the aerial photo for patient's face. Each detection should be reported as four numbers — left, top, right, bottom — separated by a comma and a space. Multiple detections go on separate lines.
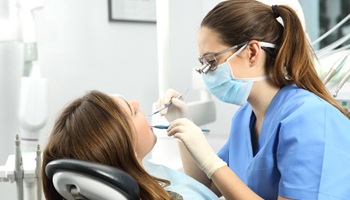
112, 96, 157, 160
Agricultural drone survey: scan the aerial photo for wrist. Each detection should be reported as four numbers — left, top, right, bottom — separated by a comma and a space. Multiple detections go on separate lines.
198, 151, 227, 178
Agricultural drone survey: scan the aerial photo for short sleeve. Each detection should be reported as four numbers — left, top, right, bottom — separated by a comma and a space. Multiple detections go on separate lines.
277, 102, 326, 198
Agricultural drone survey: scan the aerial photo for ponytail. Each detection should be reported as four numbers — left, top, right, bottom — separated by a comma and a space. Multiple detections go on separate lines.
274, 5, 350, 118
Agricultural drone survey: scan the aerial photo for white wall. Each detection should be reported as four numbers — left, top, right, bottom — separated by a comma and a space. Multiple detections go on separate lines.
0, 0, 232, 199
1, 0, 158, 199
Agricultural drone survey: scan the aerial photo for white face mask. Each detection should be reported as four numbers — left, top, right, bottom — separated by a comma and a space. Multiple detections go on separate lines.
202, 42, 275, 106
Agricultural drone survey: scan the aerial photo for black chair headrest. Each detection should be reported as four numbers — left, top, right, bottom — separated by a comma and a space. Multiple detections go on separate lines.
45, 159, 140, 200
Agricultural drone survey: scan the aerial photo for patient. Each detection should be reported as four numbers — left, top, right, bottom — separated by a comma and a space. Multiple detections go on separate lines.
42, 90, 217, 200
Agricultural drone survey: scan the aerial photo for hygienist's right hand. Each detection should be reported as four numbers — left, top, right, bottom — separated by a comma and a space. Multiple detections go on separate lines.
154, 89, 190, 122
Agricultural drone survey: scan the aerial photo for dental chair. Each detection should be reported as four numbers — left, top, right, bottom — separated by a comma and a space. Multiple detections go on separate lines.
45, 159, 140, 200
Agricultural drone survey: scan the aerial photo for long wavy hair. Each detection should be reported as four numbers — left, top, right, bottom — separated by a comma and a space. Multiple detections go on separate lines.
201, 0, 350, 118
42, 90, 172, 199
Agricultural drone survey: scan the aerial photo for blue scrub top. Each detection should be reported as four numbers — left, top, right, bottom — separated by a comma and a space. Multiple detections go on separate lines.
218, 84, 350, 199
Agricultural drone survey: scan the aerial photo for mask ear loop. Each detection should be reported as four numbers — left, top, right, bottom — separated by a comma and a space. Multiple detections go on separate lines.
229, 42, 276, 80
226, 41, 275, 64
224, 43, 248, 79
225, 43, 249, 64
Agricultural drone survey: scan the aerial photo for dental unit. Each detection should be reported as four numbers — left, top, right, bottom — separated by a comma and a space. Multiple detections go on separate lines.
0, 0, 46, 199
322, 53, 349, 84
334, 68, 350, 98
0, 135, 42, 200
313, 12, 350, 112
316, 32, 350, 58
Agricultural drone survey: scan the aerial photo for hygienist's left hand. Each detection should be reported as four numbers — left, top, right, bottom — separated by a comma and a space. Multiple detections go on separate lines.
167, 118, 227, 178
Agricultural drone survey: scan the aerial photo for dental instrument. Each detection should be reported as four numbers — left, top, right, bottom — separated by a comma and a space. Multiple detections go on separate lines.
316, 33, 350, 58
150, 88, 189, 116
322, 53, 349, 84
152, 125, 210, 133
150, 94, 183, 116
36, 145, 42, 200
1, 134, 42, 200
333, 68, 350, 98
311, 13, 350, 46
322, 44, 350, 57
15, 135, 24, 200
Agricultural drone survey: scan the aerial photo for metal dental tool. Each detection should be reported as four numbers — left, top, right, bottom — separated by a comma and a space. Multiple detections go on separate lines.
312, 13, 350, 46
333, 68, 350, 98
152, 125, 210, 133
15, 134, 24, 200
316, 33, 350, 58
150, 88, 190, 116
323, 53, 348, 84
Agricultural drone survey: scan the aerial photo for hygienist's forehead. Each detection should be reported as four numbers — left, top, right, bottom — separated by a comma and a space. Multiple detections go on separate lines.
109, 94, 132, 116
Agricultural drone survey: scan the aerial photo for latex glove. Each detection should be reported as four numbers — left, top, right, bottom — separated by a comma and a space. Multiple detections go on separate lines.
154, 89, 190, 122
167, 118, 227, 178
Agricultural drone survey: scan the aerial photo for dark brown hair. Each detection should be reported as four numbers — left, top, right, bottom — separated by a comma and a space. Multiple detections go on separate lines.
201, 0, 350, 118
42, 90, 172, 199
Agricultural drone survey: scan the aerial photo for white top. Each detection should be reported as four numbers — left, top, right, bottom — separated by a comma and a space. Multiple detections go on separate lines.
143, 160, 219, 200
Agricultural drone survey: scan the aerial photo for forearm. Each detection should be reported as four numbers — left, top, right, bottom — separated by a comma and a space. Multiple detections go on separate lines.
179, 144, 273, 200
178, 141, 210, 185
211, 166, 263, 200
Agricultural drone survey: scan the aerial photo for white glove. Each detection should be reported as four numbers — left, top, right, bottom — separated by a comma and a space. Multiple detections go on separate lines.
167, 118, 227, 178
154, 89, 190, 122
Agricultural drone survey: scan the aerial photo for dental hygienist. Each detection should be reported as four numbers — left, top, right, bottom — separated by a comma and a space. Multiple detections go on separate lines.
156, 1, 350, 199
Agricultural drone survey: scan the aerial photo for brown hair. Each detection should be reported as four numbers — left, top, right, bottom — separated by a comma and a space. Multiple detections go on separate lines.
201, 0, 350, 118
42, 90, 172, 199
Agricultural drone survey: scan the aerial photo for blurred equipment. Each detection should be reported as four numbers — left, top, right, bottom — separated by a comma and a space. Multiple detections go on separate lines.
0, 0, 46, 199
0, 135, 42, 200
314, 10, 350, 113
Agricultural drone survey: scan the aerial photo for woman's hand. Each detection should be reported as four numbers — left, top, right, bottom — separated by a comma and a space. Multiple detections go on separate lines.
154, 89, 190, 122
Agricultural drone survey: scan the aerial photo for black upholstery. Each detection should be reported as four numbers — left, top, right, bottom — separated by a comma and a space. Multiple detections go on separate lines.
45, 159, 140, 200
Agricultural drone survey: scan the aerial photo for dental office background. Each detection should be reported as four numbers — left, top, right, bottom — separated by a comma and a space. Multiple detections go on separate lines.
1, 0, 349, 199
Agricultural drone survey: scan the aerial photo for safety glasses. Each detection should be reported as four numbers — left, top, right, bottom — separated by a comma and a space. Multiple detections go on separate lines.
196, 42, 248, 74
